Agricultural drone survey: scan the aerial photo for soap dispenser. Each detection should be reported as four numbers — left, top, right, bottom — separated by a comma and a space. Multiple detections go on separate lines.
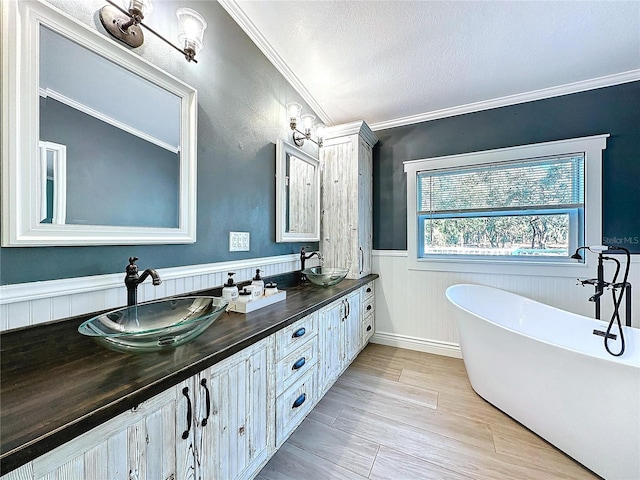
251, 268, 264, 297
222, 272, 239, 302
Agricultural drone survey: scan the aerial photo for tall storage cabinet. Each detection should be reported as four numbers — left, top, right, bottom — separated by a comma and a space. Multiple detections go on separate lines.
320, 121, 378, 279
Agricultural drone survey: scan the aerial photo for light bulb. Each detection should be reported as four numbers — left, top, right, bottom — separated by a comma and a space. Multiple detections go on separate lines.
286, 103, 302, 129
301, 114, 315, 131
176, 8, 207, 59
126, 0, 152, 17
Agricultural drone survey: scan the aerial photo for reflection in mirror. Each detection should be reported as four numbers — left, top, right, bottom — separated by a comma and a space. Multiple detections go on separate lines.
2, 0, 198, 245
39, 141, 67, 225
286, 155, 317, 234
39, 25, 180, 228
276, 140, 320, 242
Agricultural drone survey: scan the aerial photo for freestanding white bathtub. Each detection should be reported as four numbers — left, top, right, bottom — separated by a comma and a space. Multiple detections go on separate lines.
446, 284, 639, 480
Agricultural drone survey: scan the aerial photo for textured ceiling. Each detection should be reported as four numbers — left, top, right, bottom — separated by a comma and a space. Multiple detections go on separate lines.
223, 1, 640, 129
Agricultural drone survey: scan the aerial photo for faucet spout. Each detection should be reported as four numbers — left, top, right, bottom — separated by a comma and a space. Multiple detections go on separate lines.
300, 247, 322, 282
125, 257, 162, 306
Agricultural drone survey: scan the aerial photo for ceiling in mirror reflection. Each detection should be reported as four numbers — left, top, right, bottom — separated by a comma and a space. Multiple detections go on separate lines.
39, 26, 181, 151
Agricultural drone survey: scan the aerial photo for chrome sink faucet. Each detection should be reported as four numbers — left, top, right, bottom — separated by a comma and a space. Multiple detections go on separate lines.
125, 256, 162, 306
300, 247, 322, 282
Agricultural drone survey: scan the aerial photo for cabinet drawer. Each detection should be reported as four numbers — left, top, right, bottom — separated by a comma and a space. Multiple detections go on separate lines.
361, 295, 375, 317
275, 337, 318, 395
275, 369, 316, 447
362, 311, 375, 346
276, 313, 318, 361
361, 281, 375, 301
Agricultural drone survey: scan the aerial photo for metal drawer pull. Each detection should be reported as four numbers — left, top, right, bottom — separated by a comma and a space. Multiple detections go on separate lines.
292, 327, 306, 338
366, 287, 372, 293
292, 393, 306, 409
181, 387, 192, 440
367, 325, 372, 332
292, 357, 306, 370
200, 378, 211, 427
367, 305, 372, 311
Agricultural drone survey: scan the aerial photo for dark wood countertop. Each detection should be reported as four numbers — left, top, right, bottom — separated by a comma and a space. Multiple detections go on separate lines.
0, 274, 378, 475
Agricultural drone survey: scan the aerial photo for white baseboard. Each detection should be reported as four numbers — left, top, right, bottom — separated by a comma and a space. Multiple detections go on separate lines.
370, 331, 462, 359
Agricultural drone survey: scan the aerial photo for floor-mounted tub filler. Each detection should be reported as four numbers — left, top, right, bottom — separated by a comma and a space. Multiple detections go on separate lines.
446, 284, 639, 480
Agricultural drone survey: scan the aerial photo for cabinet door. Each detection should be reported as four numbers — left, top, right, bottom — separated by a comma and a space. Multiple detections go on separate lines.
176, 373, 215, 480
321, 138, 358, 276
320, 300, 345, 393
344, 291, 362, 363
210, 337, 272, 480
31, 388, 178, 480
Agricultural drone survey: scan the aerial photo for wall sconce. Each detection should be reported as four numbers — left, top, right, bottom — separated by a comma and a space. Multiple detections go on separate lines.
287, 102, 325, 148
99, 0, 207, 63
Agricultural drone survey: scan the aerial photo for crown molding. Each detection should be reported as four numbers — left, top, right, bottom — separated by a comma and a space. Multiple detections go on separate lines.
322, 120, 378, 147
370, 69, 640, 131
218, 0, 333, 126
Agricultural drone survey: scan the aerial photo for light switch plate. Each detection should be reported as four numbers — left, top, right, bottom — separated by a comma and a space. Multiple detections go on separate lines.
229, 231, 250, 251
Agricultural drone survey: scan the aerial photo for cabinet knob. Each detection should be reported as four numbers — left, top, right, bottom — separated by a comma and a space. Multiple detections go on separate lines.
367, 325, 372, 332
292, 357, 306, 370
367, 305, 372, 311
292, 327, 306, 338
292, 393, 307, 409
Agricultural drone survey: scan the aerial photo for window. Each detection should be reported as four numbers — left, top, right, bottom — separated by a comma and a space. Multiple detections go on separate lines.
404, 135, 608, 275
417, 154, 584, 258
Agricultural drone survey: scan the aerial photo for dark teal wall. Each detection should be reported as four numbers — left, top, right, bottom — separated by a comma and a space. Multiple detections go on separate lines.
373, 81, 640, 253
0, 1, 318, 285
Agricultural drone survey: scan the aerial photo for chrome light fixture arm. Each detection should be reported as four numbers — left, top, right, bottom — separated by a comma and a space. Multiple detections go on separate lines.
100, 0, 206, 63
286, 103, 324, 148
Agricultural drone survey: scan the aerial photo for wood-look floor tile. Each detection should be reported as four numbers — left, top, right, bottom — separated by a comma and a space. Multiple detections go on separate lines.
326, 384, 495, 451
286, 417, 379, 477
259, 443, 368, 480
350, 356, 403, 380
490, 422, 600, 479
305, 388, 346, 425
337, 368, 438, 410
332, 406, 589, 480
260, 345, 598, 480
362, 344, 467, 374
437, 390, 510, 425
369, 445, 474, 480
399, 366, 477, 398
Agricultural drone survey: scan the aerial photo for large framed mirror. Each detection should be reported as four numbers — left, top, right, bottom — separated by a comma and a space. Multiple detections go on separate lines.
275, 140, 320, 242
1, 0, 197, 246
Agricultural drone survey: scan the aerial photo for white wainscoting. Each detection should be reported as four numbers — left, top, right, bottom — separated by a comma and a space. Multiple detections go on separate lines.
371, 250, 640, 358
0, 254, 320, 331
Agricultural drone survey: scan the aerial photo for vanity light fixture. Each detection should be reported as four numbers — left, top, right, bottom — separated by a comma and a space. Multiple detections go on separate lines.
286, 102, 325, 148
99, 0, 207, 63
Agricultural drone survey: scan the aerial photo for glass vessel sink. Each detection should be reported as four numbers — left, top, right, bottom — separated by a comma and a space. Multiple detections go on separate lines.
302, 267, 349, 287
78, 297, 228, 353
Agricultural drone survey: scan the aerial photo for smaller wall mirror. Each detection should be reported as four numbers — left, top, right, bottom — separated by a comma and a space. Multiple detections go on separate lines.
275, 139, 320, 242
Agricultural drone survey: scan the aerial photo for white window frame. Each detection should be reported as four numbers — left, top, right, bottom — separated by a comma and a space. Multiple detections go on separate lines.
404, 134, 609, 277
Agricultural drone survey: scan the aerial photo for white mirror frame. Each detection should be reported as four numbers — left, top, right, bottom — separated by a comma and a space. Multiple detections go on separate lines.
1, 0, 198, 246
275, 139, 320, 243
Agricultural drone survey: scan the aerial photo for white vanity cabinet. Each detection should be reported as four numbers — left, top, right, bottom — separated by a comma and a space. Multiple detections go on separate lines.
1, 281, 377, 480
10, 388, 180, 480
319, 290, 362, 393
320, 121, 378, 279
